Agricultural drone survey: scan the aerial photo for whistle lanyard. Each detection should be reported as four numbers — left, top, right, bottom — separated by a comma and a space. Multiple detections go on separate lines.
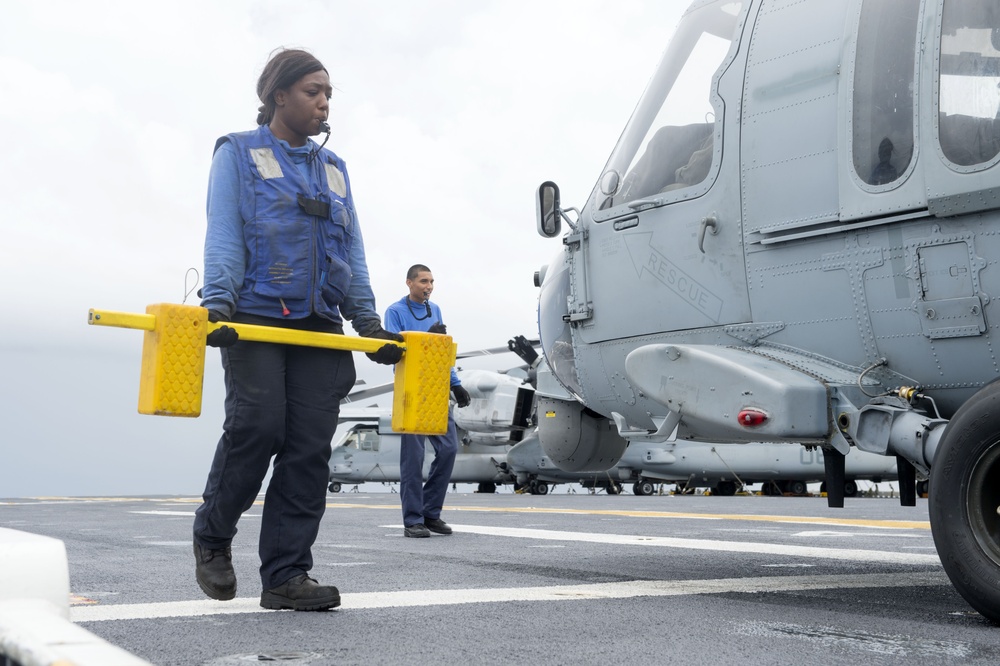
406, 298, 433, 321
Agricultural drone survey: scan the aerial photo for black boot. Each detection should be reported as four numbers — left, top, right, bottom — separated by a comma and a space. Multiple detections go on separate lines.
194, 542, 237, 601
260, 574, 340, 611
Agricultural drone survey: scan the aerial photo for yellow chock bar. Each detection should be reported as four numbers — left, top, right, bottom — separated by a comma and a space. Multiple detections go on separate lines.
88, 303, 456, 435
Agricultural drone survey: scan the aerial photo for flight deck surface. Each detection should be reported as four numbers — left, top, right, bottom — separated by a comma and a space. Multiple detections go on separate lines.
2, 492, 998, 665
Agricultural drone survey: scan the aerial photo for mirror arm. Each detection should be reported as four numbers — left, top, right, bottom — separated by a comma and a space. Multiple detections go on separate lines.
560, 207, 580, 231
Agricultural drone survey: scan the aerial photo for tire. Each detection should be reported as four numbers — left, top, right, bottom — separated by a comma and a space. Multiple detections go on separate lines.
930, 384, 1000, 624
328, 482, 342, 493
843, 480, 858, 498
787, 480, 807, 496
638, 480, 656, 496
531, 481, 549, 496
477, 482, 497, 494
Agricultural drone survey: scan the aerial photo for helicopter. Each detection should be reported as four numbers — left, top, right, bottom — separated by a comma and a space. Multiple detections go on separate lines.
327, 407, 515, 493
329, 351, 537, 493
532, 0, 1000, 623
331, 338, 898, 497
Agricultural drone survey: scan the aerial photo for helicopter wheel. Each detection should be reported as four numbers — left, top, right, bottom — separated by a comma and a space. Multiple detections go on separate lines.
328, 482, 342, 493
636, 480, 655, 496
843, 480, 858, 498
930, 384, 1000, 624
606, 482, 622, 495
787, 480, 807, 496
530, 481, 549, 495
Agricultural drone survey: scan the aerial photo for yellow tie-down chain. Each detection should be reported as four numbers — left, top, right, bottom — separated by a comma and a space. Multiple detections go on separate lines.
88, 303, 456, 435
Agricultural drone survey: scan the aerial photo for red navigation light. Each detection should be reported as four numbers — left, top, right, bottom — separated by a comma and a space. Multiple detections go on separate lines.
737, 408, 768, 427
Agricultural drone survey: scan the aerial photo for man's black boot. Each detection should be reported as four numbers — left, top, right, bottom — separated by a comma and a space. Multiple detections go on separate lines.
194, 542, 237, 601
260, 574, 340, 611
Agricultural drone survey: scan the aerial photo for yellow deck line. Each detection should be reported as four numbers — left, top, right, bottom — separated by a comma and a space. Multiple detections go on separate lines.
323, 502, 929, 530
13, 496, 930, 530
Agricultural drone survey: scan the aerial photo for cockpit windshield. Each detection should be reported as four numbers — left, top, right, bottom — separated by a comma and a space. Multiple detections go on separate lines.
593, 0, 744, 215
337, 425, 380, 451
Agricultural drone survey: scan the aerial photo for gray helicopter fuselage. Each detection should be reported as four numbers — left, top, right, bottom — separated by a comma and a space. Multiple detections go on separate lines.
538, 0, 1000, 450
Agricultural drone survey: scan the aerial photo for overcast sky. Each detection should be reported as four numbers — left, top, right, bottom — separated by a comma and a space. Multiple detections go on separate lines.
0, 1, 684, 497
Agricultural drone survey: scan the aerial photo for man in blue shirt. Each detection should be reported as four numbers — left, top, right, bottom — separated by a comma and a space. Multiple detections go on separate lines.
384, 264, 471, 537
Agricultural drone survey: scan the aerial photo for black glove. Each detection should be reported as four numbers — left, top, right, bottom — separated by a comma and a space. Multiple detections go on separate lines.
452, 384, 471, 408
206, 310, 239, 348
428, 322, 447, 335
362, 325, 404, 365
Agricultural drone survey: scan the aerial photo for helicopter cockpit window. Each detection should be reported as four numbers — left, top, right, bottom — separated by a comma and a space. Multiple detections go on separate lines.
852, 0, 919, 187
595, 1, 744, 214
938, 0, 1000, 168
342, 426, 380, 452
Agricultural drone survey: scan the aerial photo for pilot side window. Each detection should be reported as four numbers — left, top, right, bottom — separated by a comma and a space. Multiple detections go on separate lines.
938, 0, 1000, 168
595, 1, 744, 212
344, 427, 380, 452
852, 0, 919, 187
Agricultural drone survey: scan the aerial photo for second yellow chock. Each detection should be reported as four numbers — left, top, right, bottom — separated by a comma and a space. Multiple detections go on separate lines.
87, 303, 456, 435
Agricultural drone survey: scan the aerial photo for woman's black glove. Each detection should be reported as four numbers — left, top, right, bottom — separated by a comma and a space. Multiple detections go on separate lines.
362, 326, 404, 365
206, 310, 239, 348
428, 322, 447, 334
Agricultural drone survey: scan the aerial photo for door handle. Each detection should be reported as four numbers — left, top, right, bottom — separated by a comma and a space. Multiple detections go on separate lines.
698, 215, 718, 253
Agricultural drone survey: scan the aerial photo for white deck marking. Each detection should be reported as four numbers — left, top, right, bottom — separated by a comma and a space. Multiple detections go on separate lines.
71, 523, 944, 623
436, 524, 941, 565
72, 571, 951, 622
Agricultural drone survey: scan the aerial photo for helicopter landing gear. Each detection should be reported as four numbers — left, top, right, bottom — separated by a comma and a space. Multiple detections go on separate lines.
930, 383, 1000, 624
529, 481, 549, 495
477, 482, 497, 494
786, 480, 807, 496
633, 479, 656, 496
328, 482, 342, 493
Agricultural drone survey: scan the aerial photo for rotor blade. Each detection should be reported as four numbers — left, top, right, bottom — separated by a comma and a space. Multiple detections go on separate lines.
341, 381, 393, 403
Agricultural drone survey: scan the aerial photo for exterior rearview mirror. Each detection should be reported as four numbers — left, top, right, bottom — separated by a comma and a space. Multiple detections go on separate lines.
536, 181, 561, 238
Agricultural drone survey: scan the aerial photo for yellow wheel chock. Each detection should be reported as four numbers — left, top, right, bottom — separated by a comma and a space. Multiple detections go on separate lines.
88, 303, 456, 435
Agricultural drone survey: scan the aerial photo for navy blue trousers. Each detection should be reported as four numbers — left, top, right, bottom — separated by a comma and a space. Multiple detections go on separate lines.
193, 333, 355, 590
399, 415, 458, 527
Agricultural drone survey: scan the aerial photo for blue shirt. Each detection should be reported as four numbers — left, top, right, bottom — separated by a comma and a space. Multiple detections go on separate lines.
385, 295, 460, 386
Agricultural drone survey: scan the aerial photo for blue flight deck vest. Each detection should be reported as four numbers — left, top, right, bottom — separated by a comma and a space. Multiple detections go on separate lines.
220, 125, 355, 322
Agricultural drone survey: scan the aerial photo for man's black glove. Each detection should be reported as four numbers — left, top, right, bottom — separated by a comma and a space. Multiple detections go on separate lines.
206, 310, 239, 348
428, 322, 447, 335
452, 384, 471, 408
362, 325, 404, 365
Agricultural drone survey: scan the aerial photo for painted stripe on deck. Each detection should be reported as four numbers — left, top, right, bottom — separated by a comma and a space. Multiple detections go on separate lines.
437, 524, 941, 565
71, 571, 950, 623
328, 503, 930, 530
13, 497, 931, 530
